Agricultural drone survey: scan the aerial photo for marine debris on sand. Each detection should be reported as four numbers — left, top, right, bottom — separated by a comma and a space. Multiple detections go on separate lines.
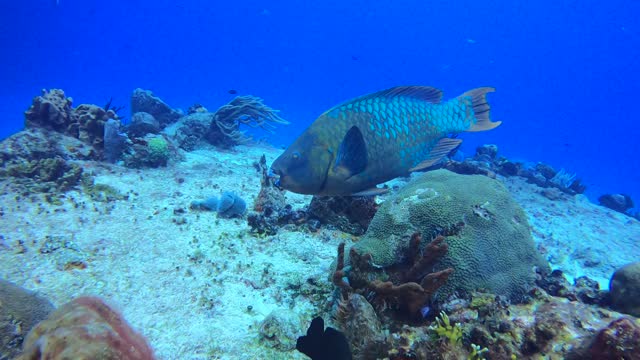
0, 89, 639, 359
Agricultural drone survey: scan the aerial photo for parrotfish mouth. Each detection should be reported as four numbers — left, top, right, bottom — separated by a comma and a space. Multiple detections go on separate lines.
268, 168, 283, 190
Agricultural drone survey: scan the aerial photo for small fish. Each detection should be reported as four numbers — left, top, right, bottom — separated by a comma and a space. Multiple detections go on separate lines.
228, 89, 238, 95
270, 86, 501, 196
296, 317, 352, 360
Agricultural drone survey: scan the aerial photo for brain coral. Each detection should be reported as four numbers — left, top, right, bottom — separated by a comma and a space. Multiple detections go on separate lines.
352, 169, 549, 302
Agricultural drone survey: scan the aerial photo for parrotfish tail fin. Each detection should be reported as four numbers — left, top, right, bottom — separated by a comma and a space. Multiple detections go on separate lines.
462, 87, 502, 132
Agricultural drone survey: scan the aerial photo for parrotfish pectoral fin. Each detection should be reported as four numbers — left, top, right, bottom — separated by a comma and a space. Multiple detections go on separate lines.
409, 138, 462, 171
352, 187, 389, 196
333, 126, 368, 179
462, 87, 502, 132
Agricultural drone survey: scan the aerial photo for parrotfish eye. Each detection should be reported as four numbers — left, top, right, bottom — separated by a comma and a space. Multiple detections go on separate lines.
292, 151, 301, 160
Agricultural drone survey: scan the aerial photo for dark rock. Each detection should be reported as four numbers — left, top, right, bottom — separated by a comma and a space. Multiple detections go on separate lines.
536, 269, 608, 305
588, 317, 640, 360
536, 269, 576, 300
535, 163, 557, 180
475, 144, 498, 160
520, 168, 548, 187
0, 279, 55, 360
444, 159, 495, 178
131, 88, 182, 128
334, 294, 383, 358
307, 196, 378, 236
254, 154, 287, 214
598, 193, 634, 213
610, 262, 640, 317
573, 276, 607, 305
187, 103, 208, 115
173, 113, 214, 151
128, 112, 160, 137
496, 160, 520, 176
248, 204, 307, 236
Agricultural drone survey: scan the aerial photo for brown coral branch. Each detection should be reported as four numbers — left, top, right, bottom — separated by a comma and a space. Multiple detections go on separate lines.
368, 280, 429, 316
332, 242, 353, 295
420, 268, 454, 296
405, 234, 449, 281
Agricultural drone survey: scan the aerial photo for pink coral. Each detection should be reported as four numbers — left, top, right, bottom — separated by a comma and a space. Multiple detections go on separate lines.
19, 296, 155, 360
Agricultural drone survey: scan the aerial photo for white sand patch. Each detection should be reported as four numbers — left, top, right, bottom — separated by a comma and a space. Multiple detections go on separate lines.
1, 144, 638, 358
502, 176, 640, 288
0, 144, 330, 360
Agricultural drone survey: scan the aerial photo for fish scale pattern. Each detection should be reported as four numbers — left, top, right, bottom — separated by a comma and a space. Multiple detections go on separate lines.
326, 94, 475, 170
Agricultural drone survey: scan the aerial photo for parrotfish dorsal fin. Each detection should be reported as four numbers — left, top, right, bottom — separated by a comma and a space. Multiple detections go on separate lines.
333, 126, 368, 179
409, 138, 462, 172
355, 85, 443, 104
321, 86, 443, 120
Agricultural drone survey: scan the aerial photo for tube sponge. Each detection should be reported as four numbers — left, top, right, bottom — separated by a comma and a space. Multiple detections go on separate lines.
18, 296, 155, 360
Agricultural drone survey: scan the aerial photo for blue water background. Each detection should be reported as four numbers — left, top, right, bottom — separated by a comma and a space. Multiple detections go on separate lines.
1, 0, 638, 203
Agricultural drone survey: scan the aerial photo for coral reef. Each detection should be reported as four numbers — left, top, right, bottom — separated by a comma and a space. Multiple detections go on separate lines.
307, 195, 378, 236
610, 261, 640, 317
131, 88, 182, 129
24, 89, 119, 153
205, 96, 289, 148
0, 280, 54, 360
444, 144, 587, 195
350, 169, 549, 303
18, 296, 155, 360
24, 89, 74, 132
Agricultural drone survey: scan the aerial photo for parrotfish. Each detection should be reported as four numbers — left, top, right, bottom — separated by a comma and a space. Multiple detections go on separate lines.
270, 86, 501, 196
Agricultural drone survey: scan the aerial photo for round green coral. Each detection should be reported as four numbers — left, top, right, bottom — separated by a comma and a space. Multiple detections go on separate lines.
147, 137, 169, 165
352, 169, 549, 302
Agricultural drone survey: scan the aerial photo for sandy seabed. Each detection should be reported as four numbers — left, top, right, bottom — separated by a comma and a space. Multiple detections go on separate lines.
1, 143, 638, 359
